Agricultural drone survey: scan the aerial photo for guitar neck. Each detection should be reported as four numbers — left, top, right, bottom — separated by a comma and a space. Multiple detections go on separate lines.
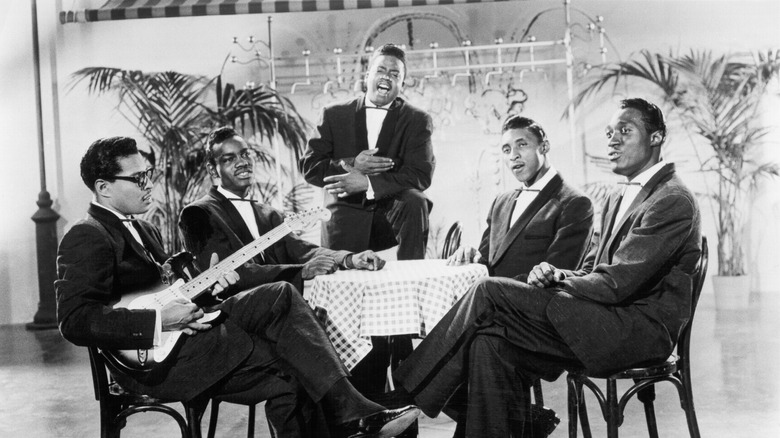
179, 223, 292, 301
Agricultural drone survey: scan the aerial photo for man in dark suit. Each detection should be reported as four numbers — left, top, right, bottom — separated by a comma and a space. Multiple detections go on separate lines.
179, 126, 385, 295
300, 43, 435, 261
56, 137, 419, 438
447, 115, 593, 280
389, 98, 702, 437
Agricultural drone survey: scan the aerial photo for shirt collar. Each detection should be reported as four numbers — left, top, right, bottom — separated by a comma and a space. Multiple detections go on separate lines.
217, 185, 251, 201
627, 160, 666, 187
91, 200, 133, 221
364, 96, 392, 110
523, 165, 558, 191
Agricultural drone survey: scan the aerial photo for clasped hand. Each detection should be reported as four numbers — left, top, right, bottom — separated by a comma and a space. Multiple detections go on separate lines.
446, 246, 481, 266
161, 253, 239, 334
527, 261, 566, 288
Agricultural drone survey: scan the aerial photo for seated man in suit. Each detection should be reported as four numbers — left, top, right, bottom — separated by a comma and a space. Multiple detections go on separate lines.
447, 115, 593, 280
178, 126, 385, 296
388, 98, 702, 437
56, 136, 419, 438
300, 43, 435, 261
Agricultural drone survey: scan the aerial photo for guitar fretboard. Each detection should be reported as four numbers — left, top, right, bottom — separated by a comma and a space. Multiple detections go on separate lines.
179, 222, 293, 300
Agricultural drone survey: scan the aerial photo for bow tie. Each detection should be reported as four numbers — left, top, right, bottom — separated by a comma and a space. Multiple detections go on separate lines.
366, 106, 389, 111
617, 181, 641, 186
227, 198, 257, 203
516, 188, 541, 193
121, 217, 137, 222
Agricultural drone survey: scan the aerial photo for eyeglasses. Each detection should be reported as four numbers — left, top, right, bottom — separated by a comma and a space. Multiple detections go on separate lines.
107, 168, 154, 189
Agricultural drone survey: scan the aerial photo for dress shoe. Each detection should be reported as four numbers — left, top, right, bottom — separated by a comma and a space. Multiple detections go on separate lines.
523, 404, 560, 438
334, 405, 421, 438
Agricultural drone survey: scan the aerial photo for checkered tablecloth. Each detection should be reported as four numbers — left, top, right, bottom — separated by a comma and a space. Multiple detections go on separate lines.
306, 259, 488, 370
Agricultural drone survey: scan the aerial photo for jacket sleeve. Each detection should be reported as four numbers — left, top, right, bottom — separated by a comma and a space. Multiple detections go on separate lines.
368, 111, 435, 199
55, 224, 156, 349
560, 192, 696, 304
300, 107, 345, 187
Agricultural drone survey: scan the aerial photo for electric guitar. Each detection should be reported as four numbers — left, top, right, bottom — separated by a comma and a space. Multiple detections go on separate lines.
107, 206, 330, 371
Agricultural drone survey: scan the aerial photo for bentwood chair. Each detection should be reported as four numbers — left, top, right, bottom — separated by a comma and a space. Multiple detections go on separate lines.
187, 398, 258, 438
87, 346, 189, 438
566, 236, 708, 438
441, 221, 463, 259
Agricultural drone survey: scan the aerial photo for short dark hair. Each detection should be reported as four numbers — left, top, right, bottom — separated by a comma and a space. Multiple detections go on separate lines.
80, 137, 139, 191
370, 43, 408, 78
206, 126, 240, 165
501, 115, 548, 143
620, 98, 667, 143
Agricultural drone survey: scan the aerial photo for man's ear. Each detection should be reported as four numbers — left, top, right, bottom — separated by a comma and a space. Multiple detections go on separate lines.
650, 131, 664, 147
540, 140, 550, 154
207, 163, 219, 179
94, 179, 110, 198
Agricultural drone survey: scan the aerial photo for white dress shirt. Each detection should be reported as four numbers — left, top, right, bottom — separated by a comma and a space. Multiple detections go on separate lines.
364, 98, 391, 200
217, 186, 261, 239
611, 160, 667, 234
510, 166, 558, 227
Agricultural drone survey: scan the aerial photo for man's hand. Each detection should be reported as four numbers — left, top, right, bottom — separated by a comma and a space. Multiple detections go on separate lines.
527, 262, 566, 288
351, 250, 386, 271
349, 149, 394, 175
302, 255, 339, 280
161, 298, 211, 335
208, 253, 240, 297
447, 246, 481, 266
323, 168, 369, 198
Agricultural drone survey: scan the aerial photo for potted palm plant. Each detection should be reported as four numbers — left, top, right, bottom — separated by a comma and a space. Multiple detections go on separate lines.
71, 68, 310, 251
574, 49, 780, 307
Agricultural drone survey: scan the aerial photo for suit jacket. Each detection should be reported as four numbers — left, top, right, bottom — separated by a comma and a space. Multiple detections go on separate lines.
478, 174, 594, 279
300, 96, 435, 250
547, 163, 702, 376
56, 204, 251, 401
178, 187, 351, 293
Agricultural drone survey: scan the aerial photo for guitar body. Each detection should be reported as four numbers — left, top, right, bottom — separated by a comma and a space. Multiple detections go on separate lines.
108, 279, 220, 372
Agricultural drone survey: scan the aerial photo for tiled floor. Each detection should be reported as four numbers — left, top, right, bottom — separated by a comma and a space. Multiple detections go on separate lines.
1, 290, 779, 437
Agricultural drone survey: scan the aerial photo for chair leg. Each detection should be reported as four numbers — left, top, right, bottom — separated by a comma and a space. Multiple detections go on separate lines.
533, 378, 545, 406
605, 379, 619, 438
247, 404, 256, 438
578, 391, 592, 438
679, 369, 702, 438
637, 384, 659, 438
567, 376, 579, 438
206, 400, 221, 438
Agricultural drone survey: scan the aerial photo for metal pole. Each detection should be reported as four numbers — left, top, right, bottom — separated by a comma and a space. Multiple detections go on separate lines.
563, 0, 584, 183
28, 0, 60, 330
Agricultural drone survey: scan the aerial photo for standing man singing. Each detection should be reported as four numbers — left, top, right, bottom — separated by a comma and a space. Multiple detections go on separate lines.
388, 98, 702, 437
300, 43, 435, 261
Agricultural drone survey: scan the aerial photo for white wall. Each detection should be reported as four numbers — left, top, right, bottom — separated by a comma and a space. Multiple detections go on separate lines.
2, 0, 778, 324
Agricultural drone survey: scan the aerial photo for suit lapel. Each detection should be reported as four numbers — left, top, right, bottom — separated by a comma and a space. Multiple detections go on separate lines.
209, 187, 255, 245
492, 175, 564, 264
601, 163, 676, 262
354, 98, 369, 152
595, 192, 622, 264
375, 98, 401, 155
87, 204, 157, 265
488, 192, 519, 262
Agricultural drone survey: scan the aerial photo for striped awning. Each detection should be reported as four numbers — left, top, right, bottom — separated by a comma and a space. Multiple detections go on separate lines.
60, 0, 516, 24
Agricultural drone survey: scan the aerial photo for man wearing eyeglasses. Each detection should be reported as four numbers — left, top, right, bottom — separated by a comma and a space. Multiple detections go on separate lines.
178, 126, 386, 296
55, 136, 420, 438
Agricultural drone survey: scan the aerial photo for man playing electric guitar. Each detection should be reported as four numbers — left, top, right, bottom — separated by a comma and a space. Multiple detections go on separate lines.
55, 136, 420, 438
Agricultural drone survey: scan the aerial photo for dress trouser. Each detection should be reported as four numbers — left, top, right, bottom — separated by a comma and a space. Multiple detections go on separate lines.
208, 281, 350, 437
394, 277, 584, 437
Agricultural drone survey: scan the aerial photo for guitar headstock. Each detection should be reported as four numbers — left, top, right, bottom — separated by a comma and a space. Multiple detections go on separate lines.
284, 207, 332, 232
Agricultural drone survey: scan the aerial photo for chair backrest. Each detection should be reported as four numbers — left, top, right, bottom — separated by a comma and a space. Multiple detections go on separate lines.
441, 221, 462, 259
676, 236, 708, 360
